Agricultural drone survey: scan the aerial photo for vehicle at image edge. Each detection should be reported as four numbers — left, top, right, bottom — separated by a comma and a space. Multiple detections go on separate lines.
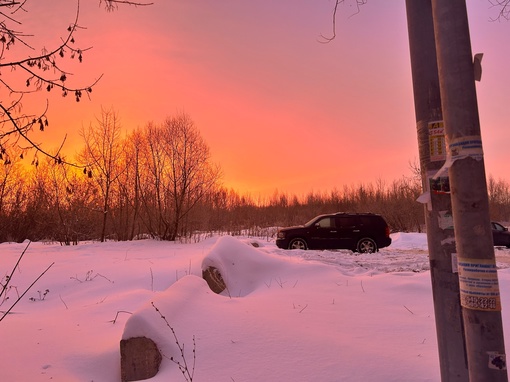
446, 222, 510, 248
492, 221, 510, 248
275, 212, 392, 253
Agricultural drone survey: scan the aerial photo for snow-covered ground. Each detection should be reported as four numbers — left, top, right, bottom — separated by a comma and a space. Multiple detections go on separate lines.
1, 233, 510, 381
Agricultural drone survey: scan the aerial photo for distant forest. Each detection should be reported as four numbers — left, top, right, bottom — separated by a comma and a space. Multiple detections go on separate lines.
2, 111, 510, 244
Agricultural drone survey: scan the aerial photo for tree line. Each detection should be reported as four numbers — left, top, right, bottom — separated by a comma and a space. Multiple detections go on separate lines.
1, 110, 509, 244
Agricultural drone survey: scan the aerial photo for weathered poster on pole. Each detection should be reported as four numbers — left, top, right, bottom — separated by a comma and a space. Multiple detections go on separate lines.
428, 121, 446, 162
458, 258, 501, 311
430, 176, 450, 194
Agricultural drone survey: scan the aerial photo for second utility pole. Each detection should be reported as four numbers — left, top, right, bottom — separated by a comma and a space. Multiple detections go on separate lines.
431, 0, 507, 380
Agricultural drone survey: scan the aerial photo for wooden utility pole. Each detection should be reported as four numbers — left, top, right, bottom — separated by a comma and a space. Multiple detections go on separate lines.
431, 0, 508, 380
405, 1, 468, 380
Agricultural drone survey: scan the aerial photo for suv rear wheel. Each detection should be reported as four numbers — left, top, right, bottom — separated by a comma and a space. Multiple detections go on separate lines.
289, 238, 308, 250
356, 238, 377, 253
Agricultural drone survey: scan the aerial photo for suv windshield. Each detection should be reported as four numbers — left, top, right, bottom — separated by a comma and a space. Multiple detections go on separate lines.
304, 216, 322, 227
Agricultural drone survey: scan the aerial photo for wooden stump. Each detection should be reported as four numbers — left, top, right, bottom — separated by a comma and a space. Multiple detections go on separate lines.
120, 336, 162, 382
202, 266, 226, 294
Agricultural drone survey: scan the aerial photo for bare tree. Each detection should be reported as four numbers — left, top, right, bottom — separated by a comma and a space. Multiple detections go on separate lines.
139, 115, 222, 240
162, 114, 222, 240
118, 128, 144, 240
79, 107, 125, 242
139, 122, 170, 238
0, 149, 24, 241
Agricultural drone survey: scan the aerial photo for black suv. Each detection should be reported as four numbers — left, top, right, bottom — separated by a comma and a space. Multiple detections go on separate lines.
276, 212, 392, 253
446, 222, 510, 248
492, 221, 510, 247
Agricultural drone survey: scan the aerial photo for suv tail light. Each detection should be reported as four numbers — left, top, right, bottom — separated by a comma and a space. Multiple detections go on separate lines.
385, 226, 390, 238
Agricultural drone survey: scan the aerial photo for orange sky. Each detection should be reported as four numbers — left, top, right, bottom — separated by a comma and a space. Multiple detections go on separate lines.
6, 1, 510, 198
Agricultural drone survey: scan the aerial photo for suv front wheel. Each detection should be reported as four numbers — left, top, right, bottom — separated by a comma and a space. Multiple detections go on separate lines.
289, 238, 308, 250
356, 238, 377, 253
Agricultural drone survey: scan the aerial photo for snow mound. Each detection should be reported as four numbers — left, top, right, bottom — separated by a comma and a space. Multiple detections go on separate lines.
201, 235, 289, 297
390, 232, 428, 250
122, 276, 213, 344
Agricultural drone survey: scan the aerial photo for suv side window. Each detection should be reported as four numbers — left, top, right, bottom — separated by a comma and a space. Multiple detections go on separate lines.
316, 217, 334, 228
358, 216, 374, 227
493, 222, 506, 231
336, 216, 358, 228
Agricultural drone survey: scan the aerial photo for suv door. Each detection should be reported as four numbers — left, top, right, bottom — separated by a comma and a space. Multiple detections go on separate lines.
308, 216, 338, 249
335, 215, 360, 249
492, 222, 510, 247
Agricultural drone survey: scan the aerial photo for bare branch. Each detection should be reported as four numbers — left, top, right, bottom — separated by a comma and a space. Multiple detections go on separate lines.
0, 261, 55, 322
318, 0, 367, 43
0, 2, 20, 7
0, 0, 151, 166
100, 0, 154, 12
488, 0, 510, 21
0, 102, 86, 169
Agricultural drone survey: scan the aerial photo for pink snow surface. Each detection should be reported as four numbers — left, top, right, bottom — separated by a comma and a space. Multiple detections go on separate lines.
1, 234, 510, 381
